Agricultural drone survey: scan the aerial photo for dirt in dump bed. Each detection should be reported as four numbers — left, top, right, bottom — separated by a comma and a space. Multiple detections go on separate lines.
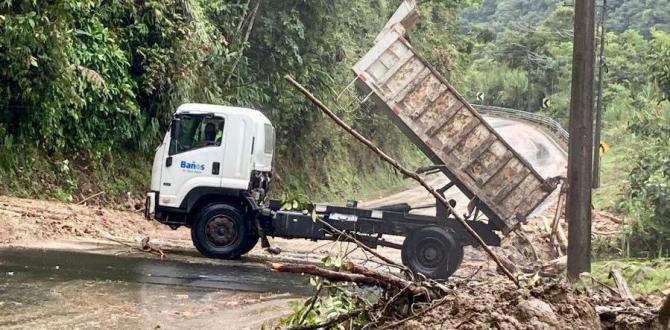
399, 280, 661, 330
0, 195, 190, 245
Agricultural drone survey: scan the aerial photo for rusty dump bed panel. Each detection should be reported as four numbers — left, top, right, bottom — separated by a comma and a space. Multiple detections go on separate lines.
353, 26, 552, 233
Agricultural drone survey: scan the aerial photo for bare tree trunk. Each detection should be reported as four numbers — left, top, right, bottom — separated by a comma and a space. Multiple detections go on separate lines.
224, 1, 260, 87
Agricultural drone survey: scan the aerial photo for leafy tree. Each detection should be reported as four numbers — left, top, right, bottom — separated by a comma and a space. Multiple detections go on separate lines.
623, 107, 670, 257
463, 0, 670, 38
649, 30, 670, 101
0, 0, 472, 201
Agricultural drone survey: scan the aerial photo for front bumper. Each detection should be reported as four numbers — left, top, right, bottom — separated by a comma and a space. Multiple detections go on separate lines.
145, 192, 156, 220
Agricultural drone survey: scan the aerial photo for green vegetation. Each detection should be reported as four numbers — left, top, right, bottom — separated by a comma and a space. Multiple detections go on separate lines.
2, 0, 465, 203
591, 259, 670, 295
281, 264, 371, 329
620, 104, 670, 257
454, 0, 670, 258
462, 0, 670, 37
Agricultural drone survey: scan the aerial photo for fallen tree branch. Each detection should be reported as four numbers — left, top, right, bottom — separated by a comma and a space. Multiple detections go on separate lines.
78, 191, 105, 205
539, 256, 567, 276
141, 236, 166, 260
271, 262, 381, 286
288, 308, 365, 330
592, 230, 621, 236
550, 187, 566, 256
298, 282, 323, 326
587, 275, 620, 296
514, 229, 539, 261
597, 211, 625, 224
609, 269, 634, 302
285, 74, 520, 287
103, 235, 167, 260
344, 261, 427, 297
317, 219, 405, 270
271, 261, 430, 297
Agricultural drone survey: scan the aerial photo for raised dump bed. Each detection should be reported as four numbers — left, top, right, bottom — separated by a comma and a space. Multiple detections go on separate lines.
353, 13, 556, 234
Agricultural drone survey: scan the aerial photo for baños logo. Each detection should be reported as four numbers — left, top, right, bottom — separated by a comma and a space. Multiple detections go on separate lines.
180, 161, 205, 172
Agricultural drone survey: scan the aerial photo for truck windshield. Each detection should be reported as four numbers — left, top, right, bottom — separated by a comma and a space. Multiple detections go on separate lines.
171, 115, 225, 154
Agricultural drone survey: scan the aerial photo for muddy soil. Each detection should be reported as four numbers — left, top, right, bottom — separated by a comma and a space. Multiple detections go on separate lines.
0, 195, 189, 246
398, 280, 662, 330
0, 189, 634, 330
0, 115, 635, 329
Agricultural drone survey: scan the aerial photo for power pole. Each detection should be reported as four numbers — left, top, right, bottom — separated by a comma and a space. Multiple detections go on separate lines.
592, 0, 607, 188
567, 0, 596, 281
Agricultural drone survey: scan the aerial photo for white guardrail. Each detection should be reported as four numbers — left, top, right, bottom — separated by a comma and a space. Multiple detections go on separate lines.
473, 104, 569, 145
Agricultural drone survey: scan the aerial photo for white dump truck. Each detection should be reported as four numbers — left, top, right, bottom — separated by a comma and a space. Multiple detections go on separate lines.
144, 1, 556, 279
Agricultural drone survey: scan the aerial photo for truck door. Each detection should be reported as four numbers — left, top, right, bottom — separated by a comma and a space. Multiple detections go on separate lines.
159, 114, 226, 208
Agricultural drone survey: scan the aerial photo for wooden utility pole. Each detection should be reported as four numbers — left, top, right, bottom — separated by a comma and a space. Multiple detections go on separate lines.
567, 0, 596, 281
592, 0, 608, 188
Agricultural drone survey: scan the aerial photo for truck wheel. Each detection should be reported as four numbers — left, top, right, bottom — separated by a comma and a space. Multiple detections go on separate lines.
238, 232, 259, 255
401, 226, 464, 279
191, 204, 255, 259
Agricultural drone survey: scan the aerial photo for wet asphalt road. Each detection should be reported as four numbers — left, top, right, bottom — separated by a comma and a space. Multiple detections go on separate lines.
0, 247, 311, 329
0, 247, 310, 295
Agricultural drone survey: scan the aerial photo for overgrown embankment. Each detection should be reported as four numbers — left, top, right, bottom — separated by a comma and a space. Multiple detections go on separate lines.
3, 1, 474, 203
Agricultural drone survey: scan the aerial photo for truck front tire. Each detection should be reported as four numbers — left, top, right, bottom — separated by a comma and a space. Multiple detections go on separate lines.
191, 204, 258, 259
401, 226, 464, 279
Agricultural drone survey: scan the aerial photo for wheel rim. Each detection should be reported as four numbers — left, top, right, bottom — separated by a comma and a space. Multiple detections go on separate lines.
206, 215, 239, 247
416, 238, 447, 269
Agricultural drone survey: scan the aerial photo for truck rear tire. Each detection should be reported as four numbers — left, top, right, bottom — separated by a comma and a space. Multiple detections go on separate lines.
191, 204, 256, 259
401, 226, 463, 279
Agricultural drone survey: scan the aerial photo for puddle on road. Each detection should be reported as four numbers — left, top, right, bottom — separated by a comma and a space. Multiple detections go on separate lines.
0, 247, 311, 329
0, 247, 310, 294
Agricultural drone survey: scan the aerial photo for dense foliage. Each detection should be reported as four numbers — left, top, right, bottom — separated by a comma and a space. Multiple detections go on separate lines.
462, 0, 670, 37
455, 3, 669, 123
618, 31, 670, 257
1, 0, 456, 201
624, 108, 670, 257
456, 1, 670, 257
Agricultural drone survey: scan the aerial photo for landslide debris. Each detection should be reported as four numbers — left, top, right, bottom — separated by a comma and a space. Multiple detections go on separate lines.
399, 280, 661, 330
0, 195, 187, 245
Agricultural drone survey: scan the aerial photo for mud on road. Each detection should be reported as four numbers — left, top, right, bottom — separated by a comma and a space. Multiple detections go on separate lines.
0, 114, 633, 329
0, 192, 641, 329
0, 196, 315, 330
0, 245, 310, 330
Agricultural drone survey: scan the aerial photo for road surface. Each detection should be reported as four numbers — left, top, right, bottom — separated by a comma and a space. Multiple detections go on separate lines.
0, 115, 567, 329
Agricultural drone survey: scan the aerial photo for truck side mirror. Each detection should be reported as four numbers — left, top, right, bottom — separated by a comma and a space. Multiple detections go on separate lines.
168, 118, 181, 155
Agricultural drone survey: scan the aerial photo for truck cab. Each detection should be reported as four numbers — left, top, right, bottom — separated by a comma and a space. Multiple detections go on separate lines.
146, 103, 274, 258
